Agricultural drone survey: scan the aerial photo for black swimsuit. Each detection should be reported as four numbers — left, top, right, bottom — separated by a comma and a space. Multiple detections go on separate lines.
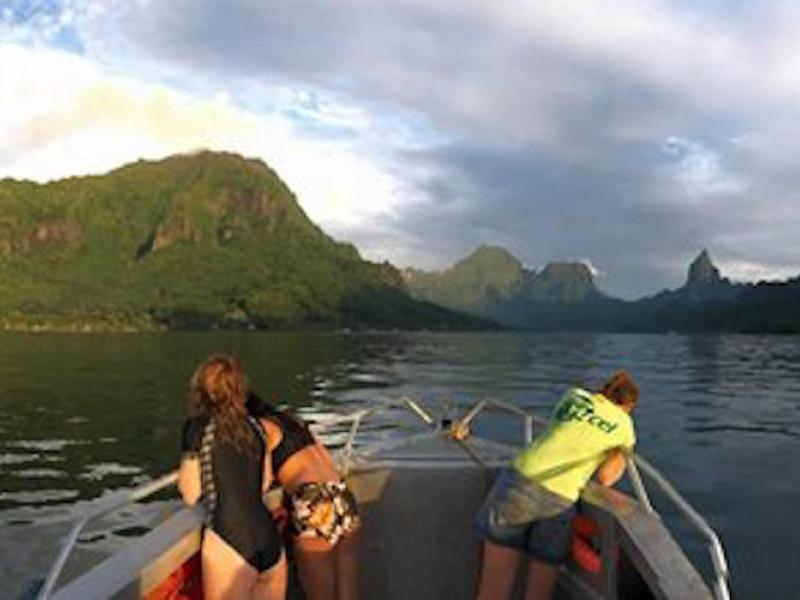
246, 393, 316, 473
181, 416, 282, 572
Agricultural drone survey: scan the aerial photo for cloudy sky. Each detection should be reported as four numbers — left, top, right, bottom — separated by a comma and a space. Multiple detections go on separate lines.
2, 0, 800, 298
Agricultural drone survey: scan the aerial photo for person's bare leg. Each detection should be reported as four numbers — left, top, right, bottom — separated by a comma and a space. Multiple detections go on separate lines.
294, 536, 336, 600
254, 551, 288, 600
335, 527, 360, 600
475, 541, 520, 600
201, 529, 258, 600
524, 558, 559, 600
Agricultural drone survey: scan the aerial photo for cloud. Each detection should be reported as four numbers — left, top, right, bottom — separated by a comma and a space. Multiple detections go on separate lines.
720, 260, 800, 284
0, 43, 410, 231
661, 136, 746, 200
99, 0, 792, 148
4, 1, 800, 297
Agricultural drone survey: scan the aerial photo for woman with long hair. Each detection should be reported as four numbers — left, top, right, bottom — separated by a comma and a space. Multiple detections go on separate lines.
246, 392, 360, 600
178, 355, 287, 600
474, 371, 639, 600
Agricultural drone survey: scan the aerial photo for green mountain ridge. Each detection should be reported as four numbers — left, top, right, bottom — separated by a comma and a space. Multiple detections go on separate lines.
406, 247, 800, 333
402, 245, 525, 312
404, 245, 600, 322
0, 151, 490, 332
6, 153, 797, 334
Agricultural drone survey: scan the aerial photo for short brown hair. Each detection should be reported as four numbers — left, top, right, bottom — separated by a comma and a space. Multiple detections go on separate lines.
599, 371, 638, 407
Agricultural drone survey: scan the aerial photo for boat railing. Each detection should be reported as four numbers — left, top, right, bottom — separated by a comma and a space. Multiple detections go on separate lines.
36, 471, 179, 600
37, 396, 729, 600
456, 398, 731, 600
338, 396, 436, 461
325, 395, 730, 600
632, 455, 730, 600
333, 395, 547, 461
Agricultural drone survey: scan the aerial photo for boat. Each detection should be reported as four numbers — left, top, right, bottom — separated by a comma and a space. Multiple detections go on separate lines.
27, 397, 730, 600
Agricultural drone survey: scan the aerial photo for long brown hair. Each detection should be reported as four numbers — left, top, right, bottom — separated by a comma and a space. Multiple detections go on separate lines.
188, 354, 258, 455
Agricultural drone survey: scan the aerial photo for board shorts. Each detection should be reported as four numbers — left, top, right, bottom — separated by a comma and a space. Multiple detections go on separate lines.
475, 468, 577, 565
288, 481, 359, 545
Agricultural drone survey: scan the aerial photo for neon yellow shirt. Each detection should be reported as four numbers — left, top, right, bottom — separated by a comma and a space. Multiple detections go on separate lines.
512, 387, 636, 502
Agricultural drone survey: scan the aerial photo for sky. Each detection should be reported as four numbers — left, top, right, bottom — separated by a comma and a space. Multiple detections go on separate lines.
2, 0, 800, 298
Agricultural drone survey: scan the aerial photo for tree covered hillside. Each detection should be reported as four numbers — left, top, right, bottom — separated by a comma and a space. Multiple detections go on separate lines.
403, 245, 525, 312
0, 152, 489, 331
404, 245, 602, 327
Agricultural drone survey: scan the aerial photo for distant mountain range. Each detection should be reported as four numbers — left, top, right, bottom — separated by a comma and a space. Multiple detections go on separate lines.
2, 151, 798, 333
405, 246, 800, 333
0, 152, 490, 332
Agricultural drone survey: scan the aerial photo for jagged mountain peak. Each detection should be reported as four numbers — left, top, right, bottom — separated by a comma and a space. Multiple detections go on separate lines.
687, 249, 722, 286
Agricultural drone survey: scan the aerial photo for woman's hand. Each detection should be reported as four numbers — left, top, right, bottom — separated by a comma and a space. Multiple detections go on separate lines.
271, 504, 290, 533
263, 486, 289, 532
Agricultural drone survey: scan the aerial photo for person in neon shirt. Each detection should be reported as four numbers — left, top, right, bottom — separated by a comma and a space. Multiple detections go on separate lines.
474, 371, 638, 600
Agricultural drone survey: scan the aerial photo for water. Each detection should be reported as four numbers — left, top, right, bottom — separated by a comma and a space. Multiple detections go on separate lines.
0, 331, 798, 598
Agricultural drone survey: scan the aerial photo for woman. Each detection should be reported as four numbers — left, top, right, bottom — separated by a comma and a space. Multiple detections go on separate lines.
178, 355, 287, 600
247, 392, 360, 600
474, 371, 639, 600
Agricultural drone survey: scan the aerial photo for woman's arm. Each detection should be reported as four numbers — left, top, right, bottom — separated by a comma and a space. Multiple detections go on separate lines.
262, 447, 274, 493
259, 418, 282, 492
178, 457, 201, 505
260, 418, 284, 452
596, 448, 628, 487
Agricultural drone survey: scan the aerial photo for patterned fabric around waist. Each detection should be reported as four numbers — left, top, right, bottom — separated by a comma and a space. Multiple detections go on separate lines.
288, 481, 359, 545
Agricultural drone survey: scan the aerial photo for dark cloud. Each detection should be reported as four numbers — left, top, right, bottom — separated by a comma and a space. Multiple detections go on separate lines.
367, 140, 716, 297
83, 0, 800, 297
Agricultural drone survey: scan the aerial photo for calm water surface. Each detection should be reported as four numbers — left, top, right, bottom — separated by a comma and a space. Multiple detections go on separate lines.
0, 331, 798, 598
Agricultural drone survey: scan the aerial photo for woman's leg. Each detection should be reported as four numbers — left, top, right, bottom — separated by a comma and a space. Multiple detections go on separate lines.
335, 527, 360, 600
475, 541, 520, 600
254, 551, 288, 600
201, 529, 258, 600
293, 536, 336, 600
524, 558, 559, 600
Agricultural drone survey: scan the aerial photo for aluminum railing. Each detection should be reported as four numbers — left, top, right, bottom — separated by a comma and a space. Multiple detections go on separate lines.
633, 455, 730, 600
333, 395, 547, 457
334, 396, 433, 462
37, 395, 729, 600
454, 397, 730, 600
324, 395, 730, 600
36, 472, 179, 600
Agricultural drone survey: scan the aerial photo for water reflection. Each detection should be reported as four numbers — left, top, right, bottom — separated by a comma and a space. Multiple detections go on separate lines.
684, 334, 722, 392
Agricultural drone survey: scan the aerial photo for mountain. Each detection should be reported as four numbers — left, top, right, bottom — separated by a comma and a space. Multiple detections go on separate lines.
404, 246, 602, 327
0, 151, 491, 331
687, 249, 723, 286
407, 247, 800, 333
527, 262, 598, 303
629, 251, 800, 333
403, 245, 524, 313
5, 158, 796, 334
555, 250, 800, 333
